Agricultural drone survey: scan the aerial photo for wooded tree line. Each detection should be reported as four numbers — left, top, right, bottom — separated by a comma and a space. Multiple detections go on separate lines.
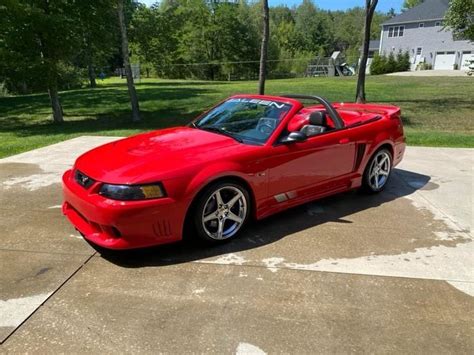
0, 0, 390, 96
0, 0, 126, 96
128, 0, 392, 81
0, 0, 471, 120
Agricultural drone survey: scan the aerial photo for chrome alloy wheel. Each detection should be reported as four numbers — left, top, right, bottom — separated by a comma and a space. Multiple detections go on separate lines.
201, 186, 247, 240
368, 150, 391, 190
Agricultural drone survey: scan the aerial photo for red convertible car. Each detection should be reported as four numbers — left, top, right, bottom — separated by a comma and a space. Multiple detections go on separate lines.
62, 94, 405, 249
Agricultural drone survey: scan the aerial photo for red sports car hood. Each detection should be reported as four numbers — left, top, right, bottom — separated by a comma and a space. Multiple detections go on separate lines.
75, 127, 241, 184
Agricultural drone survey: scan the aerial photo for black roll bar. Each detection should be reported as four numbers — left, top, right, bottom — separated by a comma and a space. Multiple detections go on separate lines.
281, 94, 344, 129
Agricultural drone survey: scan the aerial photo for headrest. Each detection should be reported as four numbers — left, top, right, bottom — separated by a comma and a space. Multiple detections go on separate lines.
309, 111, 326, 126
287, 114, 308, 132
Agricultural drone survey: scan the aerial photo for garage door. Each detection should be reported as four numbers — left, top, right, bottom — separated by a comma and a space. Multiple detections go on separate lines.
460, 51, 474, 69
434, 51, 456, 70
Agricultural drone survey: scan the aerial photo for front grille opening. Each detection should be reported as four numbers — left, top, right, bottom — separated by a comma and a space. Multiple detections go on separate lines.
74, 170, 95, 189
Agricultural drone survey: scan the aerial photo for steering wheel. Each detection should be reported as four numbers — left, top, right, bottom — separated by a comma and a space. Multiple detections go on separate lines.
257, 117, 277, 136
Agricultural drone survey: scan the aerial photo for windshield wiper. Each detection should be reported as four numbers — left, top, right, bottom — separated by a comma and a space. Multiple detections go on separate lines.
198, 126, 243, 143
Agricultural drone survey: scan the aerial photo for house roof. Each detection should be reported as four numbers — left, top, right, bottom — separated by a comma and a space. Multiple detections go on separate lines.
382, 0, 450, 26
369, 40, 380, 50
359, 40, 380, 51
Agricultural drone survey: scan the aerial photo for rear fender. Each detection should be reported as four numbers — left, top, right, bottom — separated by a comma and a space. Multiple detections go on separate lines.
361, 133, 394, 173
369, 136, 394, 157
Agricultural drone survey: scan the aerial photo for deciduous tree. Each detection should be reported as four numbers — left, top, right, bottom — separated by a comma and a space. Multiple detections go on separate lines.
258, 0, 269, 94
356, 0, 378, 104
444, 0, 474, 41
0, 0, 83, 122
402, 0, 423, 11
294, 0, 332, 54
75, 1, 118, 88
117, 0, 140, 122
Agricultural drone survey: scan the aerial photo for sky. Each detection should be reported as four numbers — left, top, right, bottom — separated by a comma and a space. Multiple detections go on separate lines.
139, 1, 404, 13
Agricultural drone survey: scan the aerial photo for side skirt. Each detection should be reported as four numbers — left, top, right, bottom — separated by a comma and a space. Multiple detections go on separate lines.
256, 175, 361, 220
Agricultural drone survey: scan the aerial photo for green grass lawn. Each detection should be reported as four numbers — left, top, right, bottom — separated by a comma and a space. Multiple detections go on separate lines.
0, 76, 473, 158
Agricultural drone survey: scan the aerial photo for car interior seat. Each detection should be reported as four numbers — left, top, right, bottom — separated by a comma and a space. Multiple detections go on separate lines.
300, 111, 327, 137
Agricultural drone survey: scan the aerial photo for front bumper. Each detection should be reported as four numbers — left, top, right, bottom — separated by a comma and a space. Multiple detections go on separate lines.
62, 169, 185, 249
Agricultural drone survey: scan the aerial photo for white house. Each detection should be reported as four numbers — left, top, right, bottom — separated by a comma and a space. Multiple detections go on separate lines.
378, 0, 474, 70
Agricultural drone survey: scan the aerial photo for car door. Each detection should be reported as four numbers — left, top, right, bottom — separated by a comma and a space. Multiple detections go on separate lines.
265, 129, 356, 203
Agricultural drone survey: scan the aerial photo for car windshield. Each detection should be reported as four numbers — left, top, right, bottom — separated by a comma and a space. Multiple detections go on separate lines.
194, 98, 292, 144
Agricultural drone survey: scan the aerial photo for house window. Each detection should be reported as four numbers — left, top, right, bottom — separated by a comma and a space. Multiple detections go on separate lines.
419, 23, 424, 28
388, 26, 404, 38
435, 21, 441, 26
416, 47, 422, 55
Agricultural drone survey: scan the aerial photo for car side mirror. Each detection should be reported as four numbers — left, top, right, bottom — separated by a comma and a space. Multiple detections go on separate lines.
280, 131, 307, 144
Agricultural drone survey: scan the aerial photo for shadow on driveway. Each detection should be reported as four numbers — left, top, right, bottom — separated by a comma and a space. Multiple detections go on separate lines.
96, 168, 433, 268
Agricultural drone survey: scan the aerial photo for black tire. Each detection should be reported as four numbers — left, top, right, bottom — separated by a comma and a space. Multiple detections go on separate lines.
361, 148, 392, 193
193, 181, 251, 243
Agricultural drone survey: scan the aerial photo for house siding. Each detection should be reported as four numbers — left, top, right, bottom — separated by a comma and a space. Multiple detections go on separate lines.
380, 20, 474, 70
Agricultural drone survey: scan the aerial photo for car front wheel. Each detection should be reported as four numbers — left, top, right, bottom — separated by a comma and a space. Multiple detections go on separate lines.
193, 182, 250, 243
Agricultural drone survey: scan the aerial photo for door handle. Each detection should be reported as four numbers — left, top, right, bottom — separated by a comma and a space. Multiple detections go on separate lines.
339, 138, 350, 144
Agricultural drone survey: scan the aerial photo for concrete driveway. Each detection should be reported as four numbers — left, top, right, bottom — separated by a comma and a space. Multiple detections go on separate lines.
0, 137, 472, 353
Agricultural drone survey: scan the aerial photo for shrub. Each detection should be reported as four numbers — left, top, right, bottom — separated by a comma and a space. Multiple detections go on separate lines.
292, 50, 316, 75
56, 62, 86, 91
416, 62, 433, 70
369, 51, 411, 75
395, 50, 411, 72
386, 52, 398, 73
0, 61, 86, 95
370, 53, 387, 75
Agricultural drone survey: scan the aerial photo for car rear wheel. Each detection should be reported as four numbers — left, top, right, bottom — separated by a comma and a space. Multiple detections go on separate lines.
193, 182, 250, 243
362, 149, 392, 193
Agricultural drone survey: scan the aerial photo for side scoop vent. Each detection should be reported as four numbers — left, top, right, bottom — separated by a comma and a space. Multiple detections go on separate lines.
354, 144, 366, 171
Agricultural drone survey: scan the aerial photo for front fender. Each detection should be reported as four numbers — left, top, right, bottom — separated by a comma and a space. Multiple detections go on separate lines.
184, 161, 254, 201
179, 162, 260, 239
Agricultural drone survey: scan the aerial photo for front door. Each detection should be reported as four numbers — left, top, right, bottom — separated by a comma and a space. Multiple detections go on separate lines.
265, 130, 356, 203
414, 47, 423, 69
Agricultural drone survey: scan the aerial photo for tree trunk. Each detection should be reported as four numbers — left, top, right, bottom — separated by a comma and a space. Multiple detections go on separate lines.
48, 82, 64, 123
37, 26, 64, 123
87, 60, 97, 88
258, 0, 269, 95
84, 34, 97, 88
356, 0, 378, 104
117, 0, 140, 122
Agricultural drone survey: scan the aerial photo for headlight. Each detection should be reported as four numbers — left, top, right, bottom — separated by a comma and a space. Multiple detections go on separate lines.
99, 183, 166, 201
